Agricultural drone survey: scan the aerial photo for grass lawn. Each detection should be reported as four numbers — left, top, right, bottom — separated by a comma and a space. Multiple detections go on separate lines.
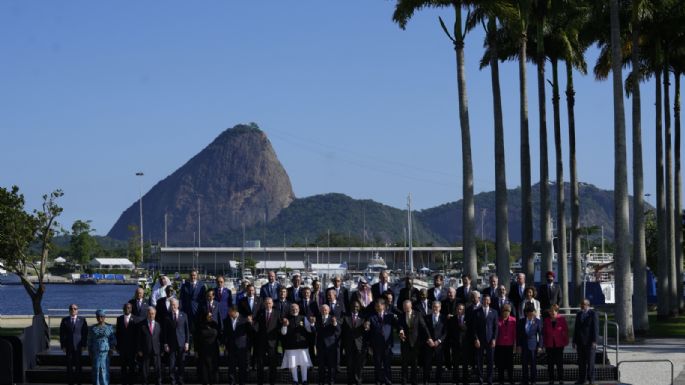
645, 312, 685, 338
0, 328, 23, 337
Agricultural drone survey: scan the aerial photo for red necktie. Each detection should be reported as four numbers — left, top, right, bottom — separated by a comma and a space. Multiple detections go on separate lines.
149, 321, 153, 334
267, 311, 271, 323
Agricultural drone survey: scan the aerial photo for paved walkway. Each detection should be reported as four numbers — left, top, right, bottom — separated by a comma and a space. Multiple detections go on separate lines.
615, 339, 685, 385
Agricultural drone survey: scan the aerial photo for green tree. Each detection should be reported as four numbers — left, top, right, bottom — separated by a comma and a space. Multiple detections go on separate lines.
0, 186, 63, 316
70, 220, 96, 265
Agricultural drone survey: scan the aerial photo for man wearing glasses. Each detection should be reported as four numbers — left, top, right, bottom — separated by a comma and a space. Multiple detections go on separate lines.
59, 304, 88, 385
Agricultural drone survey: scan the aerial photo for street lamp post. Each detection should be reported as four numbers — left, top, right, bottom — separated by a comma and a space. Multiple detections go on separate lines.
135, 172, 144, 265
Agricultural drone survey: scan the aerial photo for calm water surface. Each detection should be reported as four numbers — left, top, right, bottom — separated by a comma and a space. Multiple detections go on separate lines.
0, 284, 138, 315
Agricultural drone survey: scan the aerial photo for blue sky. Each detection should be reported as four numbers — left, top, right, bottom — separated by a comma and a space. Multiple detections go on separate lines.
0, 1, 676, 236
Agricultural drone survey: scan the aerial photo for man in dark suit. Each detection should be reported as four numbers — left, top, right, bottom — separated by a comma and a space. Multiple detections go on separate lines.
398, 276, 420, 307
343, 301, 368, 385
155, 286, 175, 323
518, 305, 543, 385
440, 288, 459, 370
326, 287, 346, 319
237, 284, 262, 317
254, 297, 281, 385
287, 274, 304, 303
138, 307, 163, 385
299, 286, 319, 364
428, 275, 447, 303
472, 294, 498, 385
164, 298, 190, 385
215, 275, 233, 323
491, 285, 514, 318
59, 303, 88, 385
331, 275, 350, 310
259, 271, 281, 300
311, 279, 326, 306
116, 303, 137, 385
424, 301, 448, 385
398, 300, 428, 385
365, 299, 397, 385
224, 306, 253, 385
508, 273, 527, 317
180, 270, 206, 331
448, 303, 469, 385
130, 287, 150, 324
456, 274, 475, 306
276, 287, 292, 317
313, 304, 342, 385
573, 299, 599, 385
200, 289, 222, 330
481, 274, 499, 300
415, 289, 432, 317
371, 270, 392, 300
538, 271, 562, 317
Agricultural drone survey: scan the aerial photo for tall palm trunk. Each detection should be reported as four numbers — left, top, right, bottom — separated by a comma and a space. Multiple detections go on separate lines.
552, 58, 568, 309
453, 4, 477, 280
675, 71, 683, 313
566, 59, 582, 305
656, 64, 670, 319
520, 23, 535, 285
488, 16, 511, 284
610, 0, 634, 341
665, 55, 678, 316
536, 6, 554, 277
630, 3, 648, 332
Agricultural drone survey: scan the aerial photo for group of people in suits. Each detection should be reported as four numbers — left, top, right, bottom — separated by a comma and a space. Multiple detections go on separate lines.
58, 270, 600, 385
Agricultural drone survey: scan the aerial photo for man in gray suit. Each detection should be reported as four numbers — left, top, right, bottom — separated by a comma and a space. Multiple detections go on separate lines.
573, 299, 599, 385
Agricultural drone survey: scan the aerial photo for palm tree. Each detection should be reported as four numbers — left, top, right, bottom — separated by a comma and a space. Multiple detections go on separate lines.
665, 45, 678, 316
609, 0, 634, 341
393, 0, 478, 280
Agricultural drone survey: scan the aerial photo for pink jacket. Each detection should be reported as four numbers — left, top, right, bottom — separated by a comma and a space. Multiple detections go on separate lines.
543, 315, 569, 348
496, 315, 517, 346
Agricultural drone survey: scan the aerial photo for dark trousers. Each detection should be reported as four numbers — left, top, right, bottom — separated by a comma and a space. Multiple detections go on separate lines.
141, 353, 162, 385
494, 345, 514, 384
318, 345, 339, 385
346, 346, 367, 385
449, 343, 468, 385
521, 347, 537, 385
577, 344, 596, 384
197, 351, 218, 385
169, 347, 186, 385
546, 347, 564, 382
120, 351, 137, 385
227, 347, 248, 385
256, 346, 278, 385
65, 349, 82, 385
373, 346, 393, 385
423, 346, 444, 384
400, 342, 420, 385
474, 345, 494, 384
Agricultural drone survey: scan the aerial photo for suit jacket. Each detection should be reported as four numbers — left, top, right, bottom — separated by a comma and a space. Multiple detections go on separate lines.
471, 306, 499, 344
259, 282, 281, 300
449, 313, 468, 348
371, 282, 392, 301
237, 296, 262, 317
214, 286, 233, 321
326, 301, 345, 319
287, 286, 304, 303
129, 298, 150, 323
164, 311, 190, 350
481, 286, 499, 300
342, 313, 367, 352
274, 299, 292, 317
367, 312, 397, 350
441, 299, 460, 318
60, 316, 88, 352
350, 290, 375, 314
299, 298, 320, 318
398, 311, 428, 348
199, 300, 221, 326
491, 296, 514, 318
573, 309, 599, 347
456, 285, 475, 304
115, 314, 137, 355
155, 296, 172, 323
314, 315, 341, 349
518, 317, 543, 351
538, 283, 562, 314
414, 299, 433, 317
311, 290, 326, 306
180, 281, 206, 318
428, 286, 447, 303
331, 286, 350, 309
138, 319, 163, 355
508, 283, 527, 312
543, 315, 569, 348
224, 316, 252, 350
254, 308, 281, 350
424, 313, 448, 345
398, 286, 419, 307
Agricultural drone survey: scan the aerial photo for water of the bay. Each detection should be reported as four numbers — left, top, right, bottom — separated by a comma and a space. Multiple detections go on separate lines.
0, 284, 138, 315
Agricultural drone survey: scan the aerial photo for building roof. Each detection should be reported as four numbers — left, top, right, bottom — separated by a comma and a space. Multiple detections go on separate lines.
160, 246, 462, 253
90, 258, 134, 266
256, 261, 305, 269
54, 257, 66, 263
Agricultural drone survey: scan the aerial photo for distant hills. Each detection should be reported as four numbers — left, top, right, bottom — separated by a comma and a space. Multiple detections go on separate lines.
108, 124, 637, 247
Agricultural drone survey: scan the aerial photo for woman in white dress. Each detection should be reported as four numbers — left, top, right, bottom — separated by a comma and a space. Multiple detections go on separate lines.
281, 303, 314, 385
518, 286, 541, 319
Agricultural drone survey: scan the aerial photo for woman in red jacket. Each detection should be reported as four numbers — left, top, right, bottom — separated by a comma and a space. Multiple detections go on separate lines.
495, 304, 516, 384
543, 304, 569, 384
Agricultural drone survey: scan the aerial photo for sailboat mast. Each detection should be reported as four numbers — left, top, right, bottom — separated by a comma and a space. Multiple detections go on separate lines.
408, 193, 414, 273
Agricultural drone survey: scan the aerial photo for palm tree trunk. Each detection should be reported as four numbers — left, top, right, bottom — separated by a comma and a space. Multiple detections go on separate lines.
566, 60, 581, 305
520, 28, 535, 285
630, 4, 648, 332
552, 59, 568, 309
665, 55, 678, 316
675, 71, 683, 313
656, 65, 670, 320
537, 11, 554, 278
610, 0, 634, 341
488, 17, 510, 285
454, 4, 477, 281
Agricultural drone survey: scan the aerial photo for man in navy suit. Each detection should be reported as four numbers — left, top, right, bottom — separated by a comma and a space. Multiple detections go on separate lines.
215, 275, 233, 323
164, 298, 190, 385
424, 301, 448, 385
491, 285, 514, 318
508, 273, 527, 317
365, 299, 397, 385
331, 275, 350, 310
415, 289, 432, 317
200, 289, 222, 331
313, 304, 342, 385
59, 303, 88, 385
326, 287, 345, 319
398, 276, 420, 308
573, 299, 599, 385
130, 287, 150, 324
343, 301, 368, 385
518, 305, 543, 385
259, 271, 281, 300
238, 284, 262, 317
428, 275, 447, 303
472, 294, 498, 385
456, 274, 475, 306
224, 306, 253, 385
538, 271, 562, 317
116, 303, 137, 385
254, 298, 281, 385
138, 307, 163, 385
287, 274, 304, 303
399, 300, 428, 385
276, 287, 292, 317
371, 270, 392, 300
180, 270, 206, 331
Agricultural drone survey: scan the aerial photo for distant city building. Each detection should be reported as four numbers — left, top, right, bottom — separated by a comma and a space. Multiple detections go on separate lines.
89, 258, 135, 270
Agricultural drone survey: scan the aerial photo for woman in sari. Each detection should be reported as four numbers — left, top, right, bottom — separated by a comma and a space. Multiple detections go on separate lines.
88, 309, 116, 385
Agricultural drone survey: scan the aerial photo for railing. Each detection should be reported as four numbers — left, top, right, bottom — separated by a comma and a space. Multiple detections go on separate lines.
617, 359, 674, 385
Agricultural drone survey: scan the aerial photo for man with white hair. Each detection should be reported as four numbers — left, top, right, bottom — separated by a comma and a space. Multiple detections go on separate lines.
164, 298, 190, 385
313, 304, 341, 385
